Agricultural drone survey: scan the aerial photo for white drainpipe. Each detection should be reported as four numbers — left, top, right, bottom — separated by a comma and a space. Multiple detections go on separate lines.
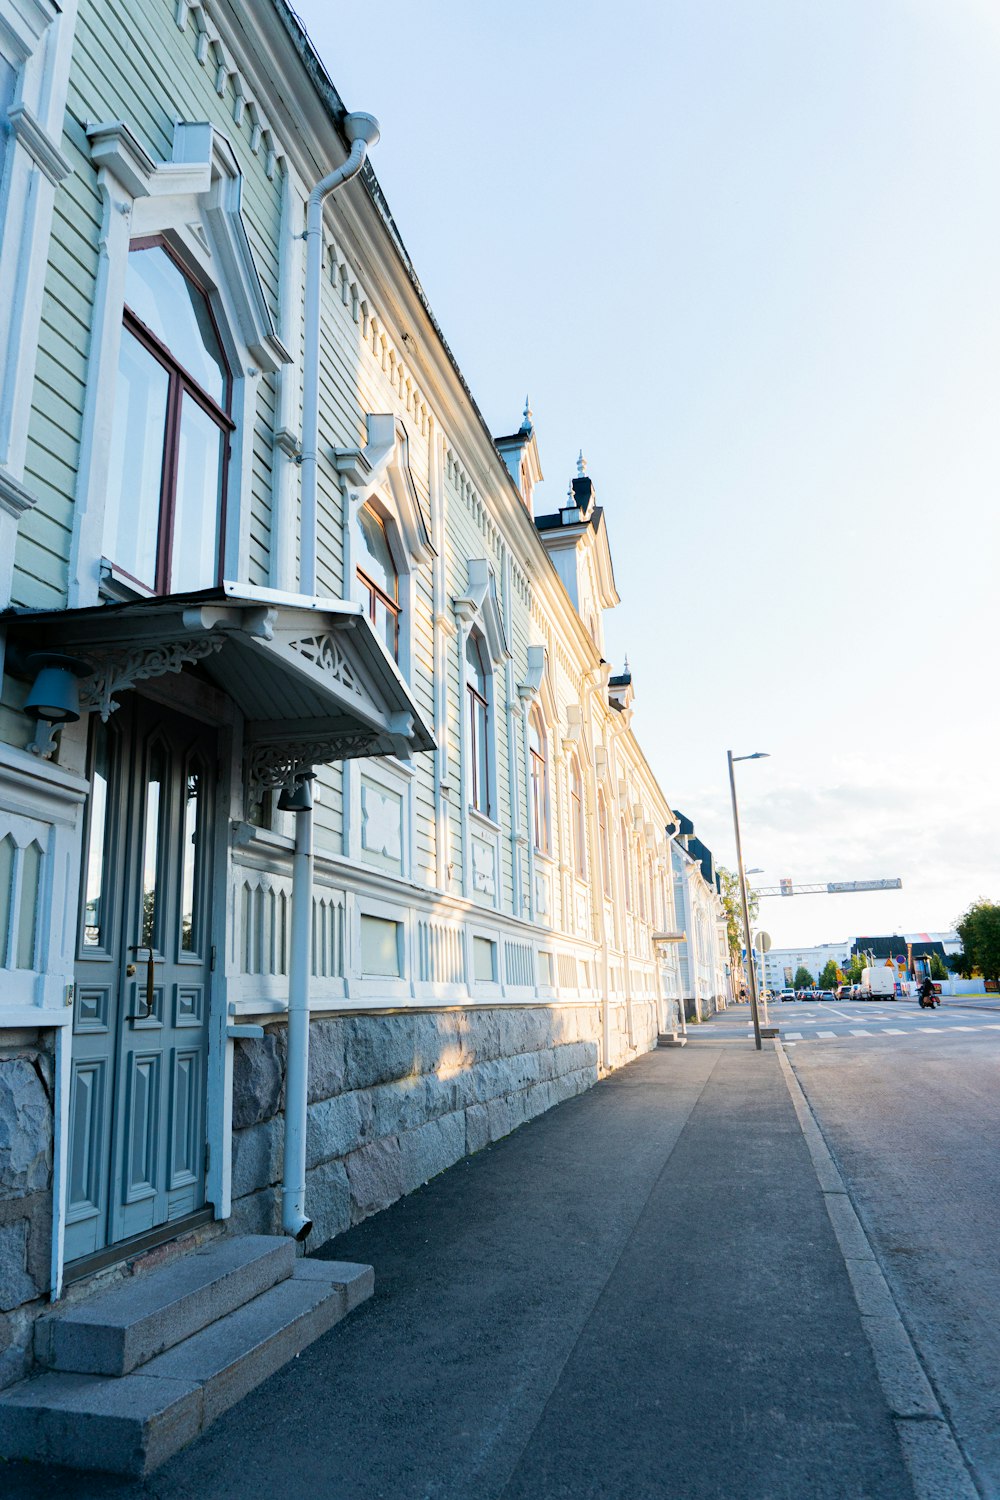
282, 782, 315, 1239
299, 111, 380, 595
282, 111, 379, 1238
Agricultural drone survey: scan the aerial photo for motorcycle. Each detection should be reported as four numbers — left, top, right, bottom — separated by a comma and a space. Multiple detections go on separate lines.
918, 988, 940, 1009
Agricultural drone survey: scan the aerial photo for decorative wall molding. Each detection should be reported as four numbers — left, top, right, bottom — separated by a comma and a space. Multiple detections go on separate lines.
173, 0, 283, 179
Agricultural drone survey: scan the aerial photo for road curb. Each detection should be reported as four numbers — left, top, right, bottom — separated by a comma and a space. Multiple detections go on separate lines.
774, 1041, 981, 1500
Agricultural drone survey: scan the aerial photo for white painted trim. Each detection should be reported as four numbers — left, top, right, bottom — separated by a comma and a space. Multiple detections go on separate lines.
0, 0, 78, 582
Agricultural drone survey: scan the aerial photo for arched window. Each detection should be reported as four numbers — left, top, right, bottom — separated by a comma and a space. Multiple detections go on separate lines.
104, 240, 232, 594
637, 841, 647, 921
569, 755, 586, 878
528, 706, 548, 854
597, 789, 611, 898
466, 631, 491, 817
356, 504, 399, 658
620, 818, 632, 911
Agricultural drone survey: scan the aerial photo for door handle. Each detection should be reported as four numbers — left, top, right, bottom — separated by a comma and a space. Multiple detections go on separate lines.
129, 946, 157, 1020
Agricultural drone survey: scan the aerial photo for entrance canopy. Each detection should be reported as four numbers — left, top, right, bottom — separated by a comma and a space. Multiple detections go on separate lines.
6, 581, 435, 790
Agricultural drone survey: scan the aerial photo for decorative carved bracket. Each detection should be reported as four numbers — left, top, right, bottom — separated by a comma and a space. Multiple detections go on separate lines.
246, 733, 376, 802
79, 636, 227, 721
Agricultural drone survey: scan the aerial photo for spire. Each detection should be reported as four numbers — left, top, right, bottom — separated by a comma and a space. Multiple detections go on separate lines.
577, 450, 587, 476
520, 396, 533, 433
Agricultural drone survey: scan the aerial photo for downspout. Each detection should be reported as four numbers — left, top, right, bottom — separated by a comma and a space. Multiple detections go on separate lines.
281, 111, 379, 1240
282, 776, 315, 1239
299, 111, 380, 595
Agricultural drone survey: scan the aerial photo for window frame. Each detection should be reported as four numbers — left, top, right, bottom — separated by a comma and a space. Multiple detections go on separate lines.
528, 705, 549, 855
112, 235, 235, 596
569, 754, 586, 879
597, 789, 612, 898
466, 630, 492, 819
355, 502, 401, 660
621, 817, 632, 912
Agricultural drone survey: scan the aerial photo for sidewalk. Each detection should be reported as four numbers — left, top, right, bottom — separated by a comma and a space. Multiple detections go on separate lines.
6, 1028, 916, 1500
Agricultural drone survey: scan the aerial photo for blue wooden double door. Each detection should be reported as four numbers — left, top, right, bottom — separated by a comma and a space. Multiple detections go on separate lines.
67, 697, 216, 1264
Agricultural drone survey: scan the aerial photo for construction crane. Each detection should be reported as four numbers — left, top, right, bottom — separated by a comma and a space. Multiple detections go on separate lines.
751, 878, 902, 898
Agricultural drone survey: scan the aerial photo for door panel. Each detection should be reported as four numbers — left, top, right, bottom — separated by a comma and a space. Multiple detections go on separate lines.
66, 699, 215, 1264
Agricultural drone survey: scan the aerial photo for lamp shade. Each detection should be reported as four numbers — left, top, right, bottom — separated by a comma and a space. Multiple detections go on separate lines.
277, 774, 314, 812
24, 653, 89, 724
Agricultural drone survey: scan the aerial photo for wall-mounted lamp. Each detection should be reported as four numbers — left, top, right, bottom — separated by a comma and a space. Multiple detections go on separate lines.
24, 653, 91, 758
277, 773, 314, 813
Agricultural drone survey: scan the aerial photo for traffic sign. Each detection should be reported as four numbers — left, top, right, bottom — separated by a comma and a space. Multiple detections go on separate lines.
754, 932, 772, 953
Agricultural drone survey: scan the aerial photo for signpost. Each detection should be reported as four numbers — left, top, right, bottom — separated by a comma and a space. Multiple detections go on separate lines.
752, 878, 902, 898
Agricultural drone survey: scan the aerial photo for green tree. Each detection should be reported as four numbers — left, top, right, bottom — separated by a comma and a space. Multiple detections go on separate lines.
845, 952, 865, 984
946, 951, 975, 978
928, 952, 948, 981
717, 866, 760, 985
793, 965, 814, 990
818, 959, 839, 989
956, 900, 1000, 984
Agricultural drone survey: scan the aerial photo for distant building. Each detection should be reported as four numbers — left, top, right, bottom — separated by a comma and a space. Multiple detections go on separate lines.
762, 941, 853, 990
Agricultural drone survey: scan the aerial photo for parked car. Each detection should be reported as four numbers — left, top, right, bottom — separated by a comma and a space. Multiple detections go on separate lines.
779, 989, 796, 1003
820, 989, 837, 1001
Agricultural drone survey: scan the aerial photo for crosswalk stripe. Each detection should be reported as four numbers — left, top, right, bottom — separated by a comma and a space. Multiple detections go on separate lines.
849, 1029, 872, 1036
818, 1030, 837, 1037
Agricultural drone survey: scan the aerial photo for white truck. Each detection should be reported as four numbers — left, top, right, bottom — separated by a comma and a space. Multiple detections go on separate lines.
860, 966, 897, 1000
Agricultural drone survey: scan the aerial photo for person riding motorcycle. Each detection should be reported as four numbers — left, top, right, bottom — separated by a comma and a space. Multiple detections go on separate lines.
918, 975, 939, 1009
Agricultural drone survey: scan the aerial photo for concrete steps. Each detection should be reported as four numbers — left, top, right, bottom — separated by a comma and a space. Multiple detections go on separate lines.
0, 1239, 373, 1477
36, 1234, 295, 1376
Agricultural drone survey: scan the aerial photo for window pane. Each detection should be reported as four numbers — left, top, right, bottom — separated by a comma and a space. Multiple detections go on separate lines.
125, 246, 227, 404
356, 506, 396, 598
476, 700, 489, 814
16, 842, 41, 970
83, 723, 111, 948
141, 745, 165, 948
373, 596, 397, 657
171, 394, 224, 592
465, 633, 487, 697
105, 328, 168, 588
0, 834, 13, 965
180, 769, 203, 953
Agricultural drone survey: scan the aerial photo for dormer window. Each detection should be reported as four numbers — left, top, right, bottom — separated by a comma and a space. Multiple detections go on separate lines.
104, 241, 233, 594
356, 503, 400, 659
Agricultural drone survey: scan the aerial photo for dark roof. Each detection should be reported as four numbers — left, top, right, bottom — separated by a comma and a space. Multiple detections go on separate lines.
851, 935, 947, 960
687, 835, 715, 887
674, 811, 695, 838
608, 672, 631, 688
534, 505, 604, 534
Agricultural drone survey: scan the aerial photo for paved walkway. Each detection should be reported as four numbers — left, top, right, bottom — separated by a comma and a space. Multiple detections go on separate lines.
7, 1030, 916, 1500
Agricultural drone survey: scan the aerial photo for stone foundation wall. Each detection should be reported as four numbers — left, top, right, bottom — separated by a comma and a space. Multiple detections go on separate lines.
0, 1035, 54, 1389
229, 1005, 608, 1248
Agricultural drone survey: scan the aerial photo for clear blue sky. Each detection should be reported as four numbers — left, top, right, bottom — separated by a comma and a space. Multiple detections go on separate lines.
295, 0, 1000, 947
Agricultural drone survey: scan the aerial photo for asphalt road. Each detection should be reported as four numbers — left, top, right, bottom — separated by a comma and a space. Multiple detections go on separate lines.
783, 999, 1000, 1498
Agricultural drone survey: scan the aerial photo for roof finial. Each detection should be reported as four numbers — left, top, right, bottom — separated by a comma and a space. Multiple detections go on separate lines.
520, 395, 533, 431
623, 652, 630, 674
577, 449, 587, 477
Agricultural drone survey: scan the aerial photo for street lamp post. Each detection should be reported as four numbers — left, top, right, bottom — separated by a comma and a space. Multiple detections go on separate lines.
727, 750, 769, 1052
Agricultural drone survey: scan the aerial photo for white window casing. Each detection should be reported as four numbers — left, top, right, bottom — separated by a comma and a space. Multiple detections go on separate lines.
67, 118, 289, 609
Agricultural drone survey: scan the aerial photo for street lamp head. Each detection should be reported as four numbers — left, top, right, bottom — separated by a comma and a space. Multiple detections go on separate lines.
730, 750, 770, 763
